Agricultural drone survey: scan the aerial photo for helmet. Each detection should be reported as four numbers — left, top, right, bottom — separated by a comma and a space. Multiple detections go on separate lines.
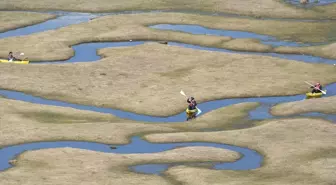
190, 97, 194, 100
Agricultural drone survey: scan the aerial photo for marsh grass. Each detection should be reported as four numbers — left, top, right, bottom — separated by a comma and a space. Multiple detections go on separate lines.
1, 12, 336, 61
0, 94, 335, 184
169, 102, 260, 131
271, 96, 336, 116
274, 42, 336, 59
0, 145, 239, 185
0, 97, 260, 147
0, 0, 335, 19
297, 147, 336, 161
0, 11, 56, 32
18, 110, 115, 123
1, 42, 335, 116
159, 67, 194, 78
147, 118, 336, 185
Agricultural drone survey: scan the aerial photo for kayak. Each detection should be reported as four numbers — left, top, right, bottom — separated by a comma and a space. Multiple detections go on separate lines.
0, 59, 29, 64
306, 90, 326, 99
186, 108, 198, 115
186, 107, 199, 121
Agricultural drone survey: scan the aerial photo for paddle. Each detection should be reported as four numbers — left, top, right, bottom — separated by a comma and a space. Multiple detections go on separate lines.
180, 90, 187, 97
180, 90, 202, 116
13, 52, 24, 57
196, 107, 202, 115
9, 52, 25, 61
304, 81, 326, 95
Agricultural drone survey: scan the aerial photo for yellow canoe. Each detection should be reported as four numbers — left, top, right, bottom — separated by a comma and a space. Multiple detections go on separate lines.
0, 59, 29, 64
306, 90, 326, 99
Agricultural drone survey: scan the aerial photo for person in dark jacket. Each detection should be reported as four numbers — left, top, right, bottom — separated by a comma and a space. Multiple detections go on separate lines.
186, 97, 197, 121
8, 52, 16, 61
187, 97, 197, 110
311, 82, 323, 93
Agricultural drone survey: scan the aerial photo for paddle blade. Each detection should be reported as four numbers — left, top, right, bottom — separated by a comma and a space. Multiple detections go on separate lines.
196, 107, 202, 116
180, 90, 187, 97
304, 81, 314, 86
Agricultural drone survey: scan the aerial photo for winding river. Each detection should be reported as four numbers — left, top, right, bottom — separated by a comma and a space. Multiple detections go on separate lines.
0, 136, 262, 175
0, 11, 335, 175
284, 0, 336, 6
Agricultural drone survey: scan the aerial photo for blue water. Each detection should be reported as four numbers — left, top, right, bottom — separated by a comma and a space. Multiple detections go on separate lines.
301, 112, 336, 121
0, 16, 335, 122
150, 24, 315, 47
1, 83, 335, 123
33, 41, 145, 64
284, 0, 336, 6
0, 12, 98, 39
0, 136, 262, 175
28, 40, 336, 65
0, 10, 335, 176
0, 11, 334, 64
129, 139, 262, 175
170, 42, 336, 65
249, 102, 336, 122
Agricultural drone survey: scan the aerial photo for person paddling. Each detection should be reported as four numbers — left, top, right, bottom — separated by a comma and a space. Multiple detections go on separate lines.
187, 97, 197, 110
8, 52, 16, 62
186, 97, 197, 120
311, 82, 323, 94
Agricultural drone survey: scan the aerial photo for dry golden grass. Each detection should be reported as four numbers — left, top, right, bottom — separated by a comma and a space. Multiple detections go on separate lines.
0, 96, 249, 185
1, 12, 336, 61
314, 3, 336, 18
0, 146, 239, 185
0, 0, 335, 19
170, 102, 260, 131
88, 12, 336, 43
220, 38, 273, 52
0, 90, 334, 184
274, 42, 336, 59
271, 96, 336, 116
0, 97, 174, 147
1, 43, 335, 116
145, 118, 336, 185
0, 97, 257, 147
0, 11, 56, 32
2, 95, 334, 184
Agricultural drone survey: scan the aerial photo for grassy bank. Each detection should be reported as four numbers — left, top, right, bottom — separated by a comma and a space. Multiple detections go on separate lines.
0, 11, 56, 33
0, 0, 335, 19
274, 42, 336, 59
145, 118, 336, 185
1, 43, 335, 116
0, 145, 239, 185
271, 96, 336, 116
1, 12, 336, 61
0, 97, 258, 147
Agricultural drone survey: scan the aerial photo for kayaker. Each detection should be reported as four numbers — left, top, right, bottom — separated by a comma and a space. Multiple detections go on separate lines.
187, 97, 197, 110
311, 82, 323, 93
8, 52, 17, 62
